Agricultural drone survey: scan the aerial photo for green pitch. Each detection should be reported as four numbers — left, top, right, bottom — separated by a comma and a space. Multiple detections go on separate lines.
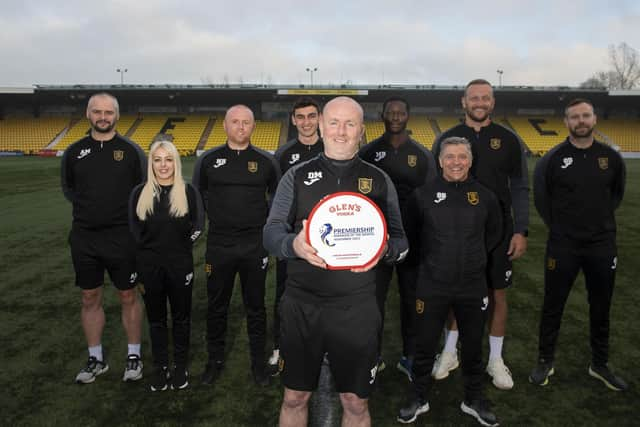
1, 157, 638, 426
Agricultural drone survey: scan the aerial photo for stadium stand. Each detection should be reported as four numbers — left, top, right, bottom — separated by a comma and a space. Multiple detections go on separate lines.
595, 118, 640, 152
0, 117, 69, 154
507, 116, 565, 155
433, 116, 463, 134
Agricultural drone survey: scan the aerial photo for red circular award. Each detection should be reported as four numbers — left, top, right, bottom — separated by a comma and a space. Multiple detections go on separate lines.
306, 192, 387, 270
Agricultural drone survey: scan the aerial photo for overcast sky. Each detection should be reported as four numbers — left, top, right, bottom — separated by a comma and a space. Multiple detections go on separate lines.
1, 0, 639, 87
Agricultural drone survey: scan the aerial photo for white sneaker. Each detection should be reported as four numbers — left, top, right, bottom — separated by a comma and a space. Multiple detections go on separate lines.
122, 354, 143, 382
432, 351, 459, 380
486, 357, 514, 390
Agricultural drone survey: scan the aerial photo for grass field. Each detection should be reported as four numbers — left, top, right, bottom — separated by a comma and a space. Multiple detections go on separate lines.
1, 156, 638, 427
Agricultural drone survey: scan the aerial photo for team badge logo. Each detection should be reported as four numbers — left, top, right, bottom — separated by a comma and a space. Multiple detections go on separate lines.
248, 161, 258, 173
598, 157, 609, 170
490, 138, 501, 150
278, 358, 285, 372
407, 155, 417, 168
547, 257, 556, 271
467, 192, 479, 205
205, 263, 212, 276
358, 178, 372, 194
137, 282, 145, 295
113, 150, 124, 161
416, 299, 424, 314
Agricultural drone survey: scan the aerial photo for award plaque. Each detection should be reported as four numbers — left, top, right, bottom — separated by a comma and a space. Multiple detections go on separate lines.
306, 192, 387, 270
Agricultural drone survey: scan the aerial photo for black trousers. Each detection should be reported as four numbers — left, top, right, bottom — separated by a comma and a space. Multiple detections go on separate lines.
537, 243, 617, 366
413, 291, 488, 403
139, 263, 194, 368
205, 242, 268, 370
375, 262, 418, 357
272, 258, 287, 349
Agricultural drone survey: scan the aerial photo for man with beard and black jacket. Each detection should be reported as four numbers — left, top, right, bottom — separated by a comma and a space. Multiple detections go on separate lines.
264, 97, 408, 427
192, 105, 280, 387
358, 96, 436, 380
62, 92, 146, 385
529, 98, 627, 391
431, 79, 529, 390
268, 97, 324, 376
398, 136, 502, 427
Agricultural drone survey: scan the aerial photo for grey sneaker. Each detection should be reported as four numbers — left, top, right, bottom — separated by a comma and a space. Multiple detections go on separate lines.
397, 397, 429, 424
75, 356, 109, 384
460, 399, 499, 427
122, 354, 143, 382
588, 364, 628, 391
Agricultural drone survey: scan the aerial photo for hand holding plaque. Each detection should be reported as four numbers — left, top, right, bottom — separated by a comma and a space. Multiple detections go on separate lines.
306, 192, 387, 270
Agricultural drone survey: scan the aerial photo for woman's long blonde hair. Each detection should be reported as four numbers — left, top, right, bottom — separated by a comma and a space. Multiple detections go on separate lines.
136, 135, 189, 220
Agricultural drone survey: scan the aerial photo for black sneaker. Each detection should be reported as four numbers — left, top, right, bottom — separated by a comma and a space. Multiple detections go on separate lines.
150, 366, 170, 391
172, 366, 189, 390
460, 400, 499, 427
529, 361, 555, 386
252, 366, 271, 387
200, 360, 223, 385
397, 397, 429, 424
75, 356, 109, 384
588, 364, 628, 391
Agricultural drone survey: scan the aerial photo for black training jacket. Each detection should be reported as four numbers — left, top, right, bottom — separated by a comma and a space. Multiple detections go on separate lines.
61, 133, 146, 230
534, 138, 625, 250
433, 122, 529, 234
405, 176, 503, 296
129, 183, 205, 266
263, 153, 408, 302
274, 138, 324, 175
192, 143, 280, 245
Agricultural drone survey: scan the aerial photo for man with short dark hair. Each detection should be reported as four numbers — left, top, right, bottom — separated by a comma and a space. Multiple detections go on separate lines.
359, 97, 436, 379
529, 98, 627, 391
268, 97, 324, 375
264, 96, 408, 427
432, 79, 529, 390
62, 92, 146, 384
193, 105, 280, 387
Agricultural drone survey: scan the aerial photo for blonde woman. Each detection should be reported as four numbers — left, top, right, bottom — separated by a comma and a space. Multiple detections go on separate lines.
129, 135, 204, 391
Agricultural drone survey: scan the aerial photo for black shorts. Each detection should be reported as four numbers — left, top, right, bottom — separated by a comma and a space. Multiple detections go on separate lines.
69, 226, 137, 290
487, 227, 514, 290
279, 292, 381, 398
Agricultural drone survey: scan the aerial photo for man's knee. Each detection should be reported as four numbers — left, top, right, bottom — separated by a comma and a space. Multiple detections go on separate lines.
282, 389, 311, 410
339, 393, 368, 417
81, 288, 102, 310
118, 288, 139, 307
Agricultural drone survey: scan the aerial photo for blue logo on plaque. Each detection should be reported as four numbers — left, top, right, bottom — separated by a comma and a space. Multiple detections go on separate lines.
319, 223, 336, 247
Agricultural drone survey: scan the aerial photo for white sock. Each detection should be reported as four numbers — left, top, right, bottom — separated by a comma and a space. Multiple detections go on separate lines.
127, 344, 141, 357
443, 329, 459, 354
489, 335, 504, 361
88, 344, 103, 361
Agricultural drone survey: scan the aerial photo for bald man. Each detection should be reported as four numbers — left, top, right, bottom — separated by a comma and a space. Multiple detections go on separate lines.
264, 97, 408, 426
192, 105, 280, 386
62, 92, 146, 384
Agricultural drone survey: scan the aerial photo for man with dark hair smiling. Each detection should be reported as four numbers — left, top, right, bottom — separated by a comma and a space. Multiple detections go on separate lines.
530, 98, 627, 391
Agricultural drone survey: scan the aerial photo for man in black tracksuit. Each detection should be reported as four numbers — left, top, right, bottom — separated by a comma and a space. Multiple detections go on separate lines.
398, 137, 502, 427
530, 99, 627, 391
264, 97, 408, 427
358, 96, 436, 379
192, 105, 280, 386
268, 97, 324, 375
62, 93, 146, 384
432, 79, 529, 390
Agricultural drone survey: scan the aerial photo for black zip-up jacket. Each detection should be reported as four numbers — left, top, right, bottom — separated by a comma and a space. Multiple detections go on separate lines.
405, 176, 503, 297
434, 122, 529, 234
274, 137, 324, 174
129, 183, 205, 266
534, 138, 625, 250
358, 134, 437, 213
61, 133, 146, 230
263, 153, 408, 303
192, 143, 280, 245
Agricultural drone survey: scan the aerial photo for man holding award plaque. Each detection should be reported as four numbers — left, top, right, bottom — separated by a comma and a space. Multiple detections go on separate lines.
264, 97, 408, 427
